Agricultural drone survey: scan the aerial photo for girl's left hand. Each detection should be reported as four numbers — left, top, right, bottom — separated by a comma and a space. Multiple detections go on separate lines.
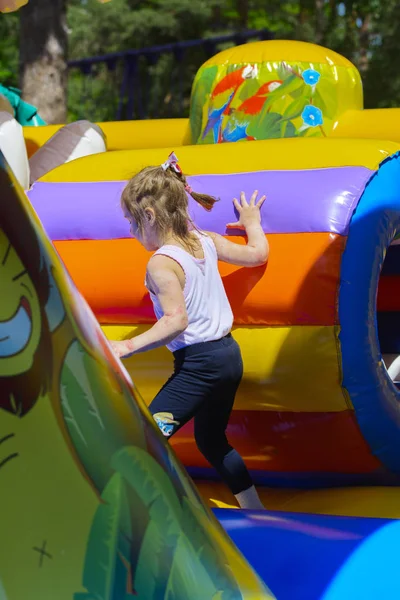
227, 190, 266, 230
110, 339, 134, 359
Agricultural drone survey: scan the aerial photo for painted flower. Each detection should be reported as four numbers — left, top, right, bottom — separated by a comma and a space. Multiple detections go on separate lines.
301, 105, 323, 127
302, 68, 321, 86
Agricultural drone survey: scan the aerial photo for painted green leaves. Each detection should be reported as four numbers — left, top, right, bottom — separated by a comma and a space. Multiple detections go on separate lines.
114, 447, 243, 599
190, 65, 218, 144
77, 446, 246, 600
0, 579, 9, 600
195, 59, 340, 143
58, 330, 270, 598
74, 473, 135, 600
240, 63, 326, 139
60, 340, 146, 491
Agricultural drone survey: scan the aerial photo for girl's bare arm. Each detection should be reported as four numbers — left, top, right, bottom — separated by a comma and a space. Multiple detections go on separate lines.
207, 190, 269, 267
110, 255, 188, 357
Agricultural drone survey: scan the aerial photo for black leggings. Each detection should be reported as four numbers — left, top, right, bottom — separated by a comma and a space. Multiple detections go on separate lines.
149, 334, 253, 495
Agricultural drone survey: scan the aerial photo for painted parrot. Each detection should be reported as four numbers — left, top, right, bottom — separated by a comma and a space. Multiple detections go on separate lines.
235, 80, 283, 116
201, 91, 236, 143
221, 121, 255, 143
202, 64, 258, 142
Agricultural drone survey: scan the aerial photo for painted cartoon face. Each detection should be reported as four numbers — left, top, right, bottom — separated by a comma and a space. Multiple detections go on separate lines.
0, 228, 41, 377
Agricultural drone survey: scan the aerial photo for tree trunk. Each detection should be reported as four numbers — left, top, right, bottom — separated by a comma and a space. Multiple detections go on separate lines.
19, 0, 67, 124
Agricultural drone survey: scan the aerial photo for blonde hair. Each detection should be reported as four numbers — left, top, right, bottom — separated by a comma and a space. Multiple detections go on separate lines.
121, 163, 217, 252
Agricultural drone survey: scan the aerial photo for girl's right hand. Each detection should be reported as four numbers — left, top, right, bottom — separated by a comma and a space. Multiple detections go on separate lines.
227, 190, 266, 230
110, 339, 135, 358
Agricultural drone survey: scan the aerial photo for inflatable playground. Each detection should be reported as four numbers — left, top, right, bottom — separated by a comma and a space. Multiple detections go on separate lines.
4, 24, 400, 600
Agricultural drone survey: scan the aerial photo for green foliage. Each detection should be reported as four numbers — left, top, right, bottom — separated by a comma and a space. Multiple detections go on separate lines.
66, 0, 222, 120
361, 0, 400, 108
68, 0, 219, 58
0, 13, 18, 86
2, 1, 400, 120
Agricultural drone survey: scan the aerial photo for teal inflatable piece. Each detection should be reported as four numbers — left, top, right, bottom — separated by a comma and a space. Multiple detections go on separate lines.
0, 83, 46, 126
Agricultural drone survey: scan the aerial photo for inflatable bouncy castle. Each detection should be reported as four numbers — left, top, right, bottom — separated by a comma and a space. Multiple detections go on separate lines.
27, 136, 400, 492
4, 35, 400, 600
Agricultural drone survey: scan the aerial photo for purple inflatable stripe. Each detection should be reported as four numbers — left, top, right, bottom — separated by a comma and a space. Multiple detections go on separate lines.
28, 167, 374, 241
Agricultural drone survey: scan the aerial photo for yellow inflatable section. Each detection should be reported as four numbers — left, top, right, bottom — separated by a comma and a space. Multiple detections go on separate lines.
24, 118, 191, 158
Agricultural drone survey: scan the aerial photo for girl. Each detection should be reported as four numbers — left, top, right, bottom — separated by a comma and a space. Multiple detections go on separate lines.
110, 152, 268, 509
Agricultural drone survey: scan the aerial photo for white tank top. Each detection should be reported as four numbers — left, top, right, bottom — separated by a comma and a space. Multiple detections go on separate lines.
146, 232, 233, 352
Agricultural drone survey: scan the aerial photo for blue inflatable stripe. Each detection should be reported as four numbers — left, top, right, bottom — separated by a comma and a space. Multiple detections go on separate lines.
215, 508, 400, 600
339, 153, 400, 475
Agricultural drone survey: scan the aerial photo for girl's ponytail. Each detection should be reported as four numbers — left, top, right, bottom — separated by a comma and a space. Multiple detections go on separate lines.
161, 151, 218, 212
186, 187, 217, 212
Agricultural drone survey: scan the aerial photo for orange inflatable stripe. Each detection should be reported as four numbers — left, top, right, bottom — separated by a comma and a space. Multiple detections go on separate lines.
378, 276, 400, 311
54, 232, 345, 326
